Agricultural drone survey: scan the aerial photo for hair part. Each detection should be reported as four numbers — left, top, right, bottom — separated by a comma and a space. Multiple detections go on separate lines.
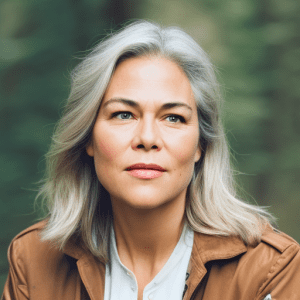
35, 20, 276, 263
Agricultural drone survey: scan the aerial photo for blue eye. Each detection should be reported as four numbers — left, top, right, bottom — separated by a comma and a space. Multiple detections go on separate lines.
111, 112, 185, 123
166, 115, 186, 123
112, 112, 133, 120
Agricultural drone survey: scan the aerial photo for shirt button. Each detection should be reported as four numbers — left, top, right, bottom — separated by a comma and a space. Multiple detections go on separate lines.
131, 286, 136, 291
148, 293, 154, 299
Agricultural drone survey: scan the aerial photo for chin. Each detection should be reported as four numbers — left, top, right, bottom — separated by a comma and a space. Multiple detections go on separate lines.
115, 194, 171, 211
128, 198, 166, 210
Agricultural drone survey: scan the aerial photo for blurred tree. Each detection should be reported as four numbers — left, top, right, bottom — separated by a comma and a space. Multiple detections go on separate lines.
133, 0, 300, 239
1, 0, 299, 294
0, 0, 135, 291
257, 0, 300, 238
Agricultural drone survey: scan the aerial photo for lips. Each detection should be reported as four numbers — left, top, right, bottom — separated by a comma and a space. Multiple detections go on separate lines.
126, 163, 166, 172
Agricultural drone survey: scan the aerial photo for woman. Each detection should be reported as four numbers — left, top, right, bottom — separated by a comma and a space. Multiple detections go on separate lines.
2, 20, 300, 300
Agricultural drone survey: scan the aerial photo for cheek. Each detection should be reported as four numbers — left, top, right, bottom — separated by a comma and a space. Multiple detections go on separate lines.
93, 126, 126, 161
172, 135, 199, 164
92, 130, 123, 183
96, 138, 118, 160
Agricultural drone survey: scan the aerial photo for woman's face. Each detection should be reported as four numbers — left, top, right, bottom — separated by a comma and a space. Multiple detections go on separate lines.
87, 56, 201, 210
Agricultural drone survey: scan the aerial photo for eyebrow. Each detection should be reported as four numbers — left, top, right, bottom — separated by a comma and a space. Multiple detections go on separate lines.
102, 97, 193, 112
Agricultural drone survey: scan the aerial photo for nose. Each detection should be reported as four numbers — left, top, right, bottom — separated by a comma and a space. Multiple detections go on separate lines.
131, 116, 163, 151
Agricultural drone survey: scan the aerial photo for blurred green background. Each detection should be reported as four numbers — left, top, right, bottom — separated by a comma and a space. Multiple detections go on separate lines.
1, 0, 299, 292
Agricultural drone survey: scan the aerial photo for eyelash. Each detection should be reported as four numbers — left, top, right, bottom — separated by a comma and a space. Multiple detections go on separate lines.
111, 111, 186, 123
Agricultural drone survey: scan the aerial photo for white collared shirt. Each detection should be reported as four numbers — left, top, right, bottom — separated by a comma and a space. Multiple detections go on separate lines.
104, 221, 194, 300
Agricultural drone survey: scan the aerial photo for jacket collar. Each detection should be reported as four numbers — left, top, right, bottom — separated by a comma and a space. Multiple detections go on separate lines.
193, 230, 247, 264
185, 230, 247, 299
63, 234, 87, 260
63, 226, 247, 262
63, 226, 247, 300
63, 234, 106, 299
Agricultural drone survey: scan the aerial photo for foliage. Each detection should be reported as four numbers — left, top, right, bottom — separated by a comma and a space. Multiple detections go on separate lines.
0, 0, 299, 292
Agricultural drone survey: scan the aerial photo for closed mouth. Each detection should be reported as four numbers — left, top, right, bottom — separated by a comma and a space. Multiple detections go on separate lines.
126, 163, 166, 172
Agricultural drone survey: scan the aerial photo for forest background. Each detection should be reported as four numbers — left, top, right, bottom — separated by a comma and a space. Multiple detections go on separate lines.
1, 0, 299, 292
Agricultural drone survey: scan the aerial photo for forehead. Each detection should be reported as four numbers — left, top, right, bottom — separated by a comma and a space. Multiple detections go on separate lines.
101, 56, 196, 110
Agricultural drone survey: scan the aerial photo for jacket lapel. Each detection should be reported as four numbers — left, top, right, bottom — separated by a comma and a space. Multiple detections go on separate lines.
184, 231, 247, 300
77, 256, 106, 300
63, 235, 106, 300
63, 229, 247, 300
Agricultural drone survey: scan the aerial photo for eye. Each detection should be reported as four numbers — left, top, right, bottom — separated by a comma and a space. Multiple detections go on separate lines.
111, 111, 134, 120
165, 114, 186, 123
111, 112, 186, 123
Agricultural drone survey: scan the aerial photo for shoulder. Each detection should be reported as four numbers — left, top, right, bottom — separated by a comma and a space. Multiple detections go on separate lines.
260, 225, 299, 252
10, 220, 47, 244
6, 220, 85, 291
7, 220, 67, 273
238, 225, 300, 299
242, 225, 299, 265
8, 220, 52, 256
4, 222, 95, 299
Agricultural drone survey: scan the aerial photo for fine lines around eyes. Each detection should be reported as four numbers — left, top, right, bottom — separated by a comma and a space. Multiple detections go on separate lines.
111, 111, 186, 124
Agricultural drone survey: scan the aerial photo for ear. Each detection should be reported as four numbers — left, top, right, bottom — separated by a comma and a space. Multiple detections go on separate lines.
86, 140, 94, 157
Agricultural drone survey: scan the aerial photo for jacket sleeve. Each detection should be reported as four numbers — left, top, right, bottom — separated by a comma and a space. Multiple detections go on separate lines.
255, 243, 300, 300
1, 239, 29, 300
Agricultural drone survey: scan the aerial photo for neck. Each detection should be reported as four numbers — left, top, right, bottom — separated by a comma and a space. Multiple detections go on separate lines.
111, 196, 186, 276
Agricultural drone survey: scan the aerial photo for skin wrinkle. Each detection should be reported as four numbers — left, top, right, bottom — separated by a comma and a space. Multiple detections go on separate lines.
102, 97, 193, 113
86, 56, 201, 298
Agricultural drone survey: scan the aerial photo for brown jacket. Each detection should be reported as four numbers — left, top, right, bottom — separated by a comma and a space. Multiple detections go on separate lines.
1, 220, 300, 300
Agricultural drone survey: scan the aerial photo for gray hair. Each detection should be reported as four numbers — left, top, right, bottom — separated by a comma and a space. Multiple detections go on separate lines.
36, 20, 275, 262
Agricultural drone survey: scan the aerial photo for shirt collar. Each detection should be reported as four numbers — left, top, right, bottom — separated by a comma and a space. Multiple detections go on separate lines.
28, 217, 248, 300
62, 224, 247, 300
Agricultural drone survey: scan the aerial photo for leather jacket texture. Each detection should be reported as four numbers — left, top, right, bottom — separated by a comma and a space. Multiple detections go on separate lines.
1, 220, 300, 300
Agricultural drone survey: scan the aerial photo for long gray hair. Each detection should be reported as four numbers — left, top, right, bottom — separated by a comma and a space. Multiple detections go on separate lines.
36, 20, 275, 262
